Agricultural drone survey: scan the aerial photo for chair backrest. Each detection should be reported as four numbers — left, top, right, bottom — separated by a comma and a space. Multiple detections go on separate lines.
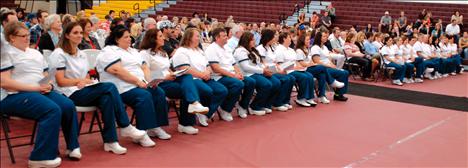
82, 49, 101, 69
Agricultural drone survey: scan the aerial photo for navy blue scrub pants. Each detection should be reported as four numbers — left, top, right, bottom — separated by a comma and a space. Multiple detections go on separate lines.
120, 87, 158, 130
306, 65, 329, 97
289, 71, 315, 100
385, 62, 406, 81
69, 83, 131, 143
325, 68, 349, 96
146, 86, 169, 128
0, 91, 79, 161
248, 74, 273, 111
158, 74, 199, 126
404, 62, 415, 78
193, 79, 228, 118
238, 76, 256, 110
271, 74, 293, 107
217, 76, 244, 112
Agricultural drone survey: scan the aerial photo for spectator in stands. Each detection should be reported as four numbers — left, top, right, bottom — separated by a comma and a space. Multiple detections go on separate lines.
53, 21, 146, 155
329, 28, 346, 69
159, 20, 177, 56
460, 32, 468, 59
260, 22, 266, 31
106, 10, 115, 22
38, 14, 62, 53
15, 7, 24, 22
363, 32, 381, 74
310, 11, 320, 29
418, 9, 427, 21
257, 29, 293, 112
75, 10, 86, 21
418, 20, 430, 35
0, 8, 17, 43
192, 12, 200, 19
326, 4, 336, 23
355, 32, 366, 54
276, 32, 317, 107
298, 12, 306, 24
180, 17, 188, 31
61, 14, 75, 29
224, 24, 244, 53
97, 25, 166, 147
452, 11, 463, 30
139, 29, 207, 135
380, 36, 406, 85
251, 23, 261, 46
198, 21, 210, 43
171, 28, 228, 126
431, 23, 443, 40
25, 13, 38, 29
203, 13, 212, 23
364, 24, 375, 34
378, 11, 392, 33
30, 10, 48, 47
344, 33, 373, 81
1, 22, 80, 168
390, 20, 400, 37
133, 17, 156, 49
205, 27, 252, 120
234, 31, 274, 115
78, 18, 101, 50
109, 18, 124, 33
170, 24, 181, 46
398, 11, 407, 31
130, 23, 142, 45
321, 11, 332, 28
446, 19, 461, 42
310, 31, 349, 101
372, 32, 383, 49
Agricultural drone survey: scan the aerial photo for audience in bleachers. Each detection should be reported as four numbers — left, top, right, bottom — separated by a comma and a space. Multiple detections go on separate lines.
0, 2, 466, 166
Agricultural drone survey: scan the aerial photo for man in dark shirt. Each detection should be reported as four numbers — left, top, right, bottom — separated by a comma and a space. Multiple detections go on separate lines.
159, 20, 177, 56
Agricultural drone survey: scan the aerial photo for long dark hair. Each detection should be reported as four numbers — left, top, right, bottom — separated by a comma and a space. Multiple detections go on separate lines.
238, 31, 262, 64
105, 25, 129, 46
139, 28, 162, 52
295, 33, 308, 55
313, 31, 326, 47
58, 22, 81, 55
259, 29, 276, 49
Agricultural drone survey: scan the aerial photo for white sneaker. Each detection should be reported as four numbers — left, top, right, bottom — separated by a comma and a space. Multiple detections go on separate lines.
236, 105, 248, 118
104, 142, 127, 155
29, 157, 61, 168
424, 73, 434, 80
196, 113, 209, 127
147, 127, 171, 140
414, 78, 424, 83
219, 109, 233, 121
66, 148, 82, 160
250, 108, 266, 116
263, 108, 272, 114
450, 72, 457, 76
435, 72, 442, 78
120, 125, 146, 140
402, 78, 410, 83
272, 105, 288, 112
408, 79, 415, 83
284, 104, 293, 110
460, 67, 465, 74
177, 124, 198, 135
330, 80, 345, 88
425, 68, 434, 73
188, 102, 209, 114
392, 80, 403, 86
295, 99, 311, 107
319, 96, 330, 104
133, 134, 155, 147
442, 74, 449, 78
306, 99, 318, 106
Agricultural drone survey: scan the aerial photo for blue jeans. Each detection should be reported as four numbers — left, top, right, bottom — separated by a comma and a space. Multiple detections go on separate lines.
158, 74, 199, 126
69, 83, 130, 143
1, 91, 79, 161
120, 87, 158, 130
289, 71, 315, 100
306, 65, 329, 97
146, 86, 169, 127
217, 76, 244, 112
193, 79, 228, 118
413, 57, 425, 78
404, 62, 415, 78
326, 68, 349, 96
386, 62, 406, 81
450, 54, 462, 73
271, 74, 294, 107
238, 76, 256, 110
249, 74, 273, 110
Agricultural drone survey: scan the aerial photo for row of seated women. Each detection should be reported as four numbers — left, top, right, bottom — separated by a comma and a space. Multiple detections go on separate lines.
1, 21, 349, 168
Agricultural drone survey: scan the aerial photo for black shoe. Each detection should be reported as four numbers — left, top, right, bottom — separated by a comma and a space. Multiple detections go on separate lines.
333, 95, 348, 101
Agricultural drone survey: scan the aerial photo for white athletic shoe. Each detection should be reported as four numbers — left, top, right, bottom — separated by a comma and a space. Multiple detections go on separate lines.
66, 148, 82, 160
330, 80, 345, 88
104, 142, 127, 155
133, 134, 155, 147
28, 157, 61, 168
250, 108, 266, 116
177, 124, 199, 135
263, 108, 272, 114
120, 125, 146, 140
319, 96, 330, 104
196, 113, 209, 127
392, 80, 403, 86
272, 105, 288, 111
147, 127, 171, 140
306, 99, 318, 106
219, 109, 233, 121
295, 99, 311, 107
414, 78, 424, 83
402, 78, 411, 83
188, 102, 209, 114
236, 105, 248, 118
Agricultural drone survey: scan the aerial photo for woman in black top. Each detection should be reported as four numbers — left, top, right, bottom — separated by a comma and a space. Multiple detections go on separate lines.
78, 18, 101, 50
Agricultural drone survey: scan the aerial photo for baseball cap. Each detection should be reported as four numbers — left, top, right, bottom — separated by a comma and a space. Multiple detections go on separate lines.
158, 20, 174, 30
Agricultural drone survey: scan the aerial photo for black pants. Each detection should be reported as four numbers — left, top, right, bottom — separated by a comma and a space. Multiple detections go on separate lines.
348, 57, 372, 78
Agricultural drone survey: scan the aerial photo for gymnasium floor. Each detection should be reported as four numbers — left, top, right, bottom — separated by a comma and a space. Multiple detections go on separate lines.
1, 73, 467, 167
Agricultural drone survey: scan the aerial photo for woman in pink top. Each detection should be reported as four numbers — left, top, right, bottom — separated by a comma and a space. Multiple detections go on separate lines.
344, 33, 373, 81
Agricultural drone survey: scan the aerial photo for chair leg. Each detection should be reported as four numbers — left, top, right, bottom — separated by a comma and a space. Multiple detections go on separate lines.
30, 121, 38, 145
1, 117, 16, 163
94, 111, 103, 133
88, 112, 97, 133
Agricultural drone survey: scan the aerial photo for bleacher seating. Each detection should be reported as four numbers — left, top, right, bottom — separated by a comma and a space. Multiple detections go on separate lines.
331, 0, 468, 32
2, 0, 18, 9
152, 0, 305, 23
84, 0, 162, 20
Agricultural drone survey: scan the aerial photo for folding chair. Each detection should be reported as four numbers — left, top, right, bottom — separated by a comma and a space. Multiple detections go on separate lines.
1, 114, 38, 164
374, 54, 395, 82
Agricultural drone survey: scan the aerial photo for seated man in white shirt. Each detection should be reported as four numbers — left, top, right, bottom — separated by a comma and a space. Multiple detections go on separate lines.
412, 34, 439, 80
328, 29, 346, 69
445, 19, 461, 42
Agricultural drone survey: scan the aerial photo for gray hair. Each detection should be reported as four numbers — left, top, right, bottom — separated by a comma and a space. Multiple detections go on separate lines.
44, 14, 60, 30
143, 17, 156, 30
89, 15, 100, 25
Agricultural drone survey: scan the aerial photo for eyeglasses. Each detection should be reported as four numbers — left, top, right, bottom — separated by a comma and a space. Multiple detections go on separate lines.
14, 33, 30, 38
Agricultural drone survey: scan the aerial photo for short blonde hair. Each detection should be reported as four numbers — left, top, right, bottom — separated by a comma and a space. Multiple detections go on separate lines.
130, 22, 142, 38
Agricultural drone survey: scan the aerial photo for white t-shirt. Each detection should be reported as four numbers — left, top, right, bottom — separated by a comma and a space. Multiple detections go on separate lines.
296, 48, 311, 63
372, 41, 383, 50
275, 44, 303, 73
53, 48, 89, 96
205, 43, 236, 81
439, 42, 450, 57
0, 45, 48, 100
401, 44, 413, 61
256, 44, 277, 66
170, 47, 209, 79
140, 49, 171, 80
381, 45, 396, 64
233, 47, 264, 77
310, 45, 332, 65
413, 41, 432, 59
96, 46, 145, 94
447, 43, 458, 55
